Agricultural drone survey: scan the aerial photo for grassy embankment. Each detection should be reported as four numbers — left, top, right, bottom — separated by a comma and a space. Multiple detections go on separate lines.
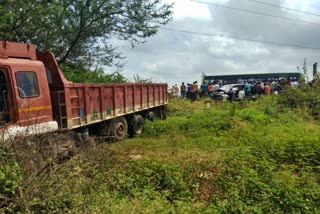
1, 89, 320, 213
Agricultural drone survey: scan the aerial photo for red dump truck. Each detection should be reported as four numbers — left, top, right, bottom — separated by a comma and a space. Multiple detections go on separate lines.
0, 41, 168, 141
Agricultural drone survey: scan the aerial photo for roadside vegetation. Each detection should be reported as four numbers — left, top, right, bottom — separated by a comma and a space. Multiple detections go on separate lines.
1, 84, 320, 213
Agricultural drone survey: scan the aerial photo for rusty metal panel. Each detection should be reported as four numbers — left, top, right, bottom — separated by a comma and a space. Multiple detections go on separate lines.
60, 83, 167, 129
148, 85, 155, 107
103, 86, 115, 118
142, 85, 148, 109
115, 86, 125, 116
154, 85, 160, 105
125, 86, 134, 113
0, 41, 36, 60
87, 86, 102, 123
134, 85, 142, 111
160, 85, 167, 104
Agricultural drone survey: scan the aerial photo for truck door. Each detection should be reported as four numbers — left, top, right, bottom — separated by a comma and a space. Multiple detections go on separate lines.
0, 68, 11, 125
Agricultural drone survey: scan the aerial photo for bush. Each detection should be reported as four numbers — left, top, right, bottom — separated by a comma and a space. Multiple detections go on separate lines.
278, 87, 307, 109
210, 139, 320, 213
278, 86, 320, 119
105, 159, 193, 202
144, 108, 232, 138
0, 148, 22, 213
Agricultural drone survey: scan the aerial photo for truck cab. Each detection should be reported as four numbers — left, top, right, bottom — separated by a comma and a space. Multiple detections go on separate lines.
0, 41, 58, 141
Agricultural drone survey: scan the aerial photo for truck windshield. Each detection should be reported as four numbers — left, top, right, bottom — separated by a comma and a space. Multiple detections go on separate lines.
15, 71, 40, 97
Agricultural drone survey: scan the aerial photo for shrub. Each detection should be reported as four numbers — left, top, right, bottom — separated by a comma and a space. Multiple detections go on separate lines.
0, 149, 22, 213
277, 86, 320, 119
278, 87, 308, 109
210, 139, 320, 213
106, 159, 193, 202
144, 108, 232, 139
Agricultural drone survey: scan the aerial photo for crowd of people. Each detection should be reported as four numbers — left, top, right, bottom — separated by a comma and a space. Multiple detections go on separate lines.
169, 78, 301, 102
169, 81, 202, 102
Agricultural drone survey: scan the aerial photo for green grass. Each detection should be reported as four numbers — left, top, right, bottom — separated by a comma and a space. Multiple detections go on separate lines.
2, 94, 320, 213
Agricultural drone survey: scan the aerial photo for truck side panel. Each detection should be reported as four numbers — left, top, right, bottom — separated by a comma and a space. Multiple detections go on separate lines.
56, 83, 167, 129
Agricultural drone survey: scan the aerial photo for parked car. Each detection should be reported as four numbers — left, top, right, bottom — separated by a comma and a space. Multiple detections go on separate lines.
209, 84, 245, 100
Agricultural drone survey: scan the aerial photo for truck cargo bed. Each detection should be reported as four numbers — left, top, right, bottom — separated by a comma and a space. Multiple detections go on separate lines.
52, 83, 168, 129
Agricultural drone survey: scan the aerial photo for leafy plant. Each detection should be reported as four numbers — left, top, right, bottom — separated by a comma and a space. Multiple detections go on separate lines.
61, 63, 127, 83
0, 149, 22, 213
0, 0, 173, 67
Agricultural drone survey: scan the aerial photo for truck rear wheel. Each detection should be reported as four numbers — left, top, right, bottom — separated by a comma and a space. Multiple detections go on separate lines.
129, 115, 144, 137
148, 111, 155, 121
159, 107, 167, 120
111, 117, 128, 140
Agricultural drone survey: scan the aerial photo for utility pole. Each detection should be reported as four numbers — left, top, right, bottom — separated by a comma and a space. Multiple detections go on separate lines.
303, 58, 309, 83
201, 72, 205, 83
313, 62, 318, 79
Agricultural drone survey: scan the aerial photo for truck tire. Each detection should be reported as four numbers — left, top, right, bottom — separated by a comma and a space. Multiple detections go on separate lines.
160, 107, 167, 120
128, 115, 144, 137
148, 111, 155, 121
111, 117, 128, 140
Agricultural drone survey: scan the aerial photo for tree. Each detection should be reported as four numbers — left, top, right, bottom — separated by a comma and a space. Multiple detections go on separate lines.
61, 63, 127, 83
297, 58, 309, 83
303, 58, 309, 82
0, 0, 173, 68
133, 73, 152, 83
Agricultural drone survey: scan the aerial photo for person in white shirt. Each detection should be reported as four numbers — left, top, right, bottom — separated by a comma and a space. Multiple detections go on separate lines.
238, 89, 245, 100
222, 93, 228, 102
213, 82, 220, 92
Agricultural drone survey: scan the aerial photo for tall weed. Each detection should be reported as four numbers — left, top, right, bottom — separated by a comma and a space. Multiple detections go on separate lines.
0, 148, 22, 213
211, 137, 320, 213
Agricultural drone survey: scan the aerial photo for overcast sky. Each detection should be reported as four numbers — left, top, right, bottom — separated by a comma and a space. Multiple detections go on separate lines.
110, 0, 320, 86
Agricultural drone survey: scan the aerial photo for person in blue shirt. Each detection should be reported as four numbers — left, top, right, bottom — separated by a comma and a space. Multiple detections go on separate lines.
244, 81, 253, 98
199, 81, 207, 98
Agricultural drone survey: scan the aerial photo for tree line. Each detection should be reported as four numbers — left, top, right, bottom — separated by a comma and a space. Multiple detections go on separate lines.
0, 0, 173, 83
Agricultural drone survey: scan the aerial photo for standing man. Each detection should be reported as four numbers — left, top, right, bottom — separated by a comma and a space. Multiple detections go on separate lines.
244, 81, 252, 98
180, 82, 186, 98
238, 88, 245, 100
191, 81, 198, 102
187, 83, 192, 99
264, 83, 271, 94
174, 84, 179, 98
213, 81, 220, 92
170, 85, 175, 98
207, 83, 214, 97
200, 81, 207, 98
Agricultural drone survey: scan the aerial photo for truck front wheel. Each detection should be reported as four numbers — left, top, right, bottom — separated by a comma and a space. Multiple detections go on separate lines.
111, 117, 128, 140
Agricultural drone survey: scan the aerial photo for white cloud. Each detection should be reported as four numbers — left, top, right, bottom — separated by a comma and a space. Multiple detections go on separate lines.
111, 0, 320, 87
282, 0, 311, 12
142, 62, 159, 72
207, 38, 270, 58
164, 0, 214, 20
223, 60, 242, 70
